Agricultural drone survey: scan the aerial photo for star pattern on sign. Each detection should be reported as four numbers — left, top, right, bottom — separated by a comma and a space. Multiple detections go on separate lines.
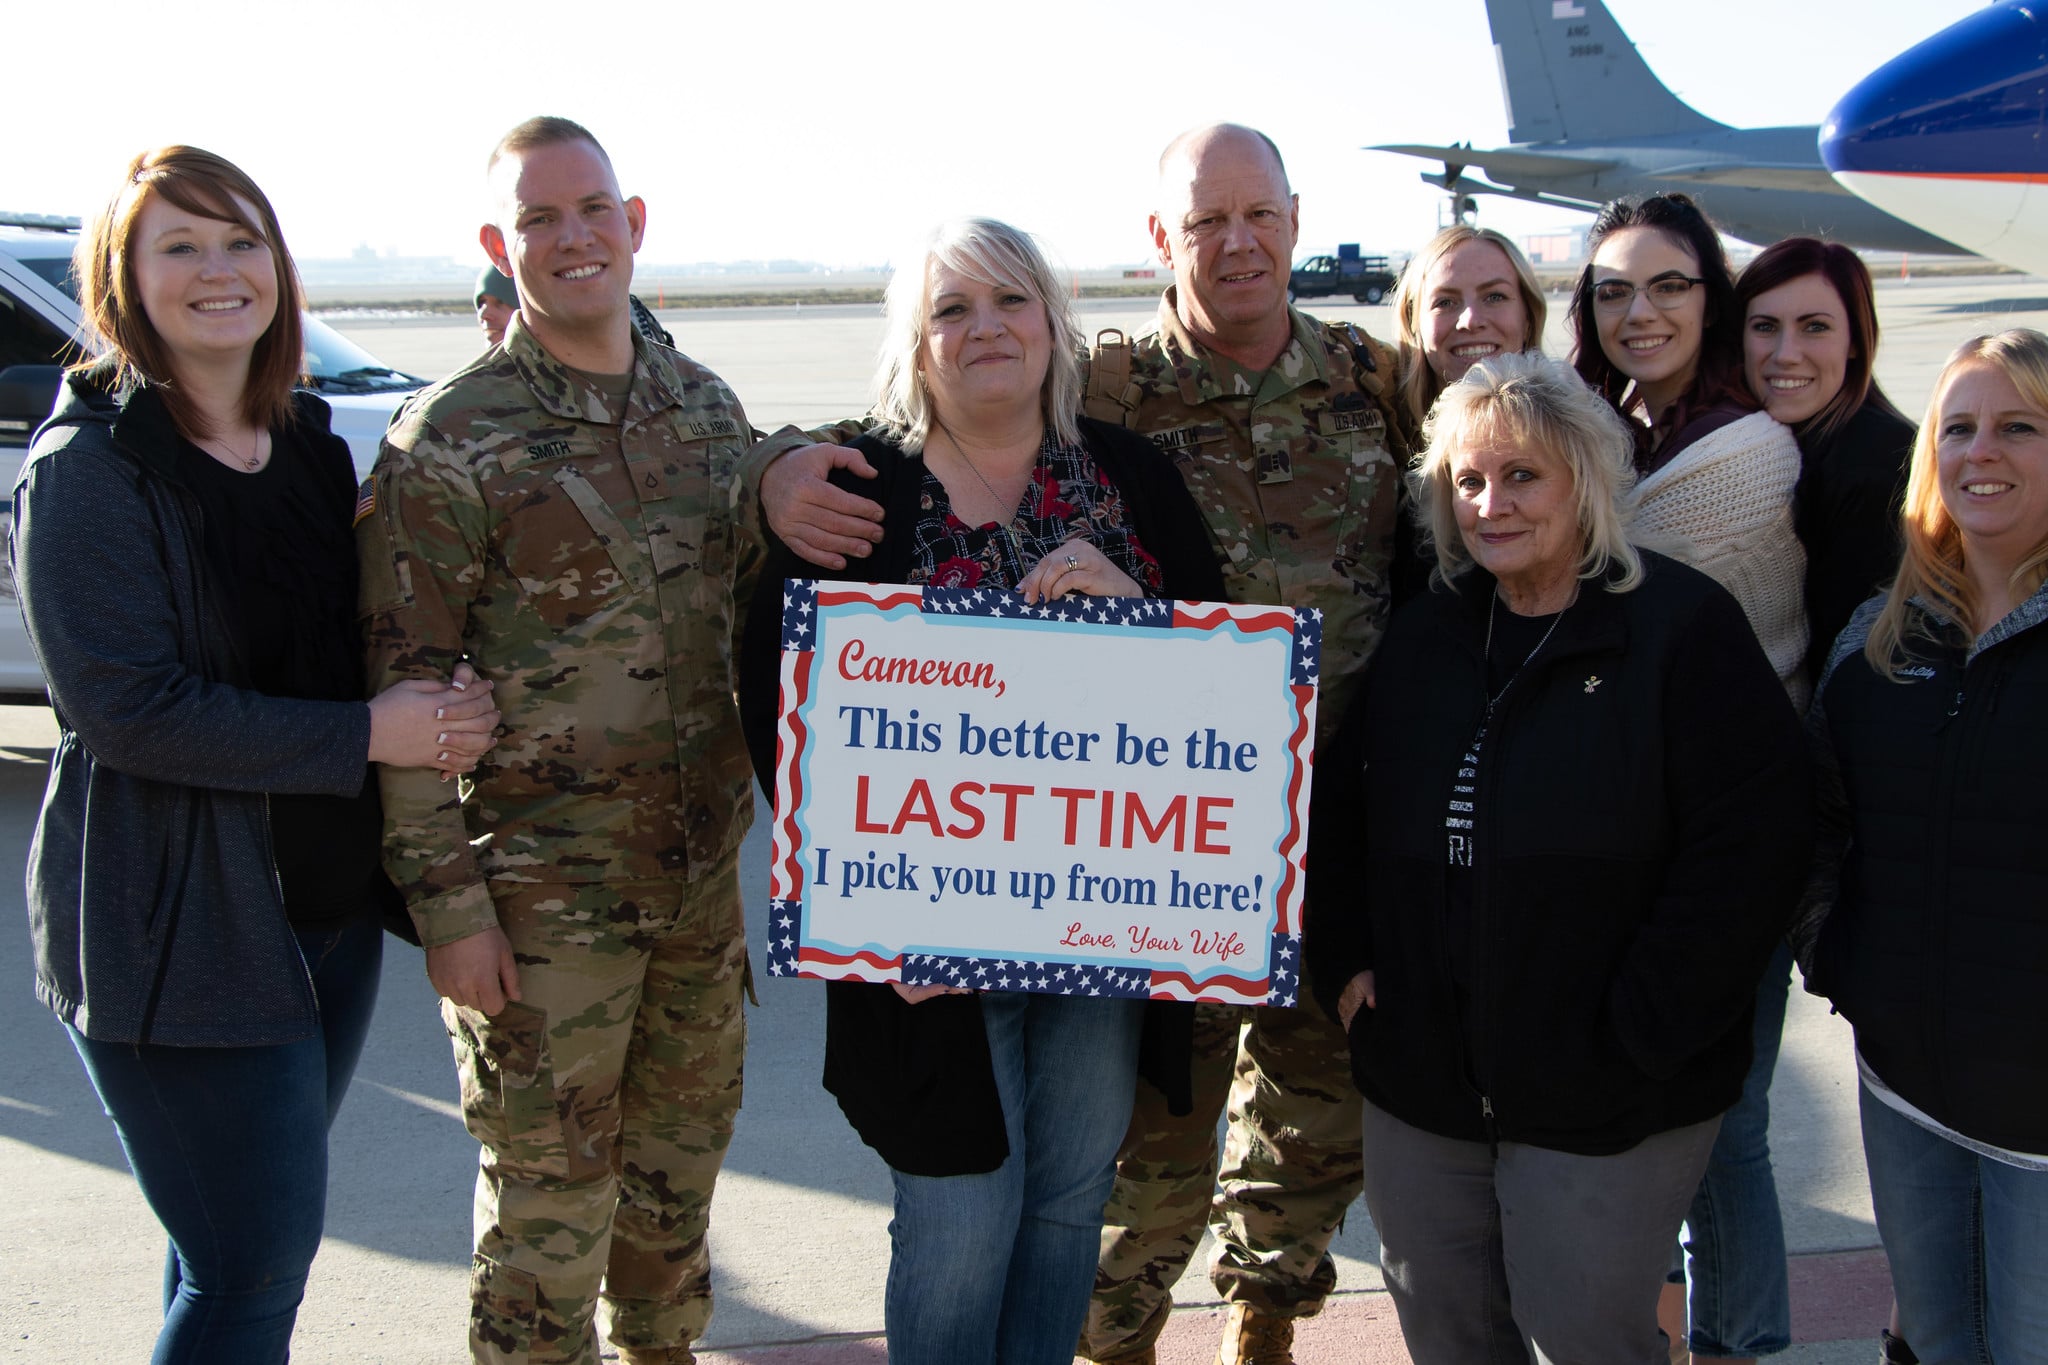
781, 580, 821, 652
920, 586, 1179, 631
765, 899, 804, 977
896, 952, 1158, 998
1266, 931, 1304, 1004
1291, 609, 1323, 688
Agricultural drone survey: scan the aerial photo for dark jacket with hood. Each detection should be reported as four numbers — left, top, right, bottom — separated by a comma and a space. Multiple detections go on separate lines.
1801, 587, 2048, 1153
738, 418, 1225, 1176
13, 373, 374, 1047
1309, 551, 1811, 1154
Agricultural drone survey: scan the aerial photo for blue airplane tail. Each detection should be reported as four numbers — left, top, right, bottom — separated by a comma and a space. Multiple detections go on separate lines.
1486, 0, 1725, 143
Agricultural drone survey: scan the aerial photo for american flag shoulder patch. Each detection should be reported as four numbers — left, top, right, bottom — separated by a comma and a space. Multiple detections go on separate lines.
352, 477, 376, 527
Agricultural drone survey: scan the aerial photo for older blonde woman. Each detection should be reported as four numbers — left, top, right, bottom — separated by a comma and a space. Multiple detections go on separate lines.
1308, 351, 1809, 1365
738, 218, 1222, 1364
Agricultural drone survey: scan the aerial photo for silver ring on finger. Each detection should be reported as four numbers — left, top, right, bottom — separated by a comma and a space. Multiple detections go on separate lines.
1065, 554, 1080, 570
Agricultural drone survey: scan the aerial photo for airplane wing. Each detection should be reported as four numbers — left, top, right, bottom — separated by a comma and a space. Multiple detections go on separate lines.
1369, 143, 1618, 181
1654, 163, 1855, 196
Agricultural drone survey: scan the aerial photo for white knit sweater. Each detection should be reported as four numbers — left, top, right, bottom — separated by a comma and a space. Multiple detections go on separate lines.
1624, 409, 1810, 705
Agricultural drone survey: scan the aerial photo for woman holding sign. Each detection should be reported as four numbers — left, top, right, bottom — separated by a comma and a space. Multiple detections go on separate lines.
1307, 351, 1809, 1363
739, 217, 1222, 1363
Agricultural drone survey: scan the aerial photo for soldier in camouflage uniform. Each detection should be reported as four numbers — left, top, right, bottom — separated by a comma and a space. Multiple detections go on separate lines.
358, 117, 757, 1365
744, 124, 1407, 1365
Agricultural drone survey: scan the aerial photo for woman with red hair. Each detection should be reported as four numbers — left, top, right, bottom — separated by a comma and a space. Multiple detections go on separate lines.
12, 146, 497, 1363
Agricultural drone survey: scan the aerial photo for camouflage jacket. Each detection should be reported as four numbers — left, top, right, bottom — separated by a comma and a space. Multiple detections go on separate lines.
1087, 291, 1408, 740
358, 315, 758, 946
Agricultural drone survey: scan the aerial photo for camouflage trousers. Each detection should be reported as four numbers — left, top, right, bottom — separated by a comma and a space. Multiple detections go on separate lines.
1080, 981, 1363, 1358
443, 853, 747, 1365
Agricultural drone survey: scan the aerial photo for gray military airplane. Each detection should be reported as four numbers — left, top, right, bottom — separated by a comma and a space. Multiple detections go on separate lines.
1372, 0, 1968, 254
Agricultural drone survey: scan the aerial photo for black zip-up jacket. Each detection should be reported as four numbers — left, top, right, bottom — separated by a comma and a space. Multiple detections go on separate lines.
1801, 588, 2048, 1152
1794, 400, 1914, 682
1309, 552, 1811, 1153
14, 374, 374, 1046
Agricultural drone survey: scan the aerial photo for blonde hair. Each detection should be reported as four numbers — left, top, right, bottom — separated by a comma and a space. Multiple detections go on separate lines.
1866, 329, 2048, 676
1392, 226, 1548, 429
870, 218, 1082, 454
1412, 350, 1643, 591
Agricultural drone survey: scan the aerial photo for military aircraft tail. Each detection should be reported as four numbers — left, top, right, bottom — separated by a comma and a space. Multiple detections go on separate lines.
1486, 0, 1726, 143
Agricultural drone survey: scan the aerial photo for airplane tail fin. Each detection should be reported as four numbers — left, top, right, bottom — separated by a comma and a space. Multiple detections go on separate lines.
1485, 0, 1726, 143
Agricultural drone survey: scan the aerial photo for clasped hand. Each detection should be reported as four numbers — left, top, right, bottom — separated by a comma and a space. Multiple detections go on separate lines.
367, 659, 500, 776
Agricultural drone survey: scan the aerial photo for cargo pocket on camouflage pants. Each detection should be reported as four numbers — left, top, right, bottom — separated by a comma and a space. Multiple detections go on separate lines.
445, 998, 570, 1180
469, 1250, 540, 1364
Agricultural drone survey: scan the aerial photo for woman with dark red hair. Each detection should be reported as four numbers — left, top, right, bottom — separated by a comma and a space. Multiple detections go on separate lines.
1739, 236, 1916, 679
12, 146, 498, 1363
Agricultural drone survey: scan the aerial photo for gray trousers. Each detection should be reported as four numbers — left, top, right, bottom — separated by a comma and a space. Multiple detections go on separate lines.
1358, 1096, 1721, 1365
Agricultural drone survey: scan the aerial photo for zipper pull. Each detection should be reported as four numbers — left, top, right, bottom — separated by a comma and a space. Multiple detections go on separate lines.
1481, 1095, 1494, 1120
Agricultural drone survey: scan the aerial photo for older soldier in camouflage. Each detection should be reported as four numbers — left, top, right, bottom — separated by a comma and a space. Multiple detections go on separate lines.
359, 117, 756, 1365
744, 124, 1404, 1365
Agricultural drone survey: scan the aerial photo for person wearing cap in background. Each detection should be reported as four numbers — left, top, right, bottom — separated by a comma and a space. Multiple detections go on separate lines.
474, 265, 518, 348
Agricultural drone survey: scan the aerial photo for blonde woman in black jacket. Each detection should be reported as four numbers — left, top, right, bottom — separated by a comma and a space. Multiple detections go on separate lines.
1309, 351, 1810, 1365
1796, 329, 2048, 1362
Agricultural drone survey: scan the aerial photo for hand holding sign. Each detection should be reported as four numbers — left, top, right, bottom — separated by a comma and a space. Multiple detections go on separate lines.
1015, 537, 1146, 604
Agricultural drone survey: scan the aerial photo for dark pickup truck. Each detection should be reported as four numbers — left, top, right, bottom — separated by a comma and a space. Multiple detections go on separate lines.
1288, 245, 1398, 305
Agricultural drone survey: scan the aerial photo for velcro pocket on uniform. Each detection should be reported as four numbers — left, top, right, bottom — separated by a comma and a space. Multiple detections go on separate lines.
355, 467, 416, 615
553, 466, 654, 592
1324, 424, 1398, 555
446, 998, 570, 1180
691, 512, 728, 585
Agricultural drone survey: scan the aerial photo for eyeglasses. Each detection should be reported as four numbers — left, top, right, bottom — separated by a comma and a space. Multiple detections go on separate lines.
1591, 276, 1705, 312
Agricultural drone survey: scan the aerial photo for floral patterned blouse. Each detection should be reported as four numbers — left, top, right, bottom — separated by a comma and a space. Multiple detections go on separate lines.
906, 432, 1165, 594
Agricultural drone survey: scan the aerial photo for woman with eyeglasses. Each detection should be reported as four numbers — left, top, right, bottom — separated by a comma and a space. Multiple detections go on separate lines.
1571, 194, 1808, 703
1571, 196, 1812, 1365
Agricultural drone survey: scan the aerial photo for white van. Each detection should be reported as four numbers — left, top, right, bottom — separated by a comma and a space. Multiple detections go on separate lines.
0, 217, 426, 701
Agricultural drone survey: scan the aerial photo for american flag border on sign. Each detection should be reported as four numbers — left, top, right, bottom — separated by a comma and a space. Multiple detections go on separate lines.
764, 580, 1316, 1006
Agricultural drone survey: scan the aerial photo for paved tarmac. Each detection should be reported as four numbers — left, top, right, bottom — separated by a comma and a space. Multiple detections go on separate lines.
9, 274, 2048, 1362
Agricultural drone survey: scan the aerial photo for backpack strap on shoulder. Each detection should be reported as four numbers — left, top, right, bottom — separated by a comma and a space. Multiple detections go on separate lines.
1336, 323, 1390, 398
1084, 328, 1141, 426
1336, 322, 1418, 454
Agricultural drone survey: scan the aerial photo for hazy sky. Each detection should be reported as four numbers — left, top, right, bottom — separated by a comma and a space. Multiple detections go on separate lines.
10, 0, 1984, 270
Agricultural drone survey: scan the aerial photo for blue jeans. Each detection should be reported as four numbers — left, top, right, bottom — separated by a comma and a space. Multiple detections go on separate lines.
1860, 1081, 2048, 1365
68, 914, 383, 1365
884, 991, 1145, 1365
1675, 941, 1794, 1357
